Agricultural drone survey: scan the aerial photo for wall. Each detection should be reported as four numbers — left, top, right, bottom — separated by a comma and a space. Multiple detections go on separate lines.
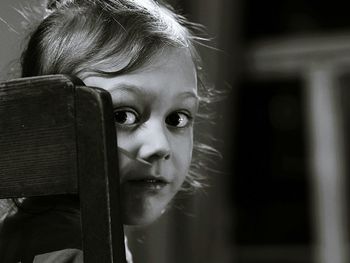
0, 0, 24, 80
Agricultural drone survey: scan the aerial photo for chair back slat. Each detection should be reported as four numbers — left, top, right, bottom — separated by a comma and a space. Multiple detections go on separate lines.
0, 75, 126, 263
76, 85, 126, 263
0, 76, 78, 197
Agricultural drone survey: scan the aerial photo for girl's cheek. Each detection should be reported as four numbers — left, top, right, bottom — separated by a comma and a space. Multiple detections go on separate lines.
115, 128, 135, 149
117, 153, 128, 174
174, 141, 193, 169
115, 131, 137, 175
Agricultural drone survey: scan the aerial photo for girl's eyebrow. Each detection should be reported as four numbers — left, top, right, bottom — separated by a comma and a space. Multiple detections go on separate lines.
108, 84, 144, 96
109, 84, 199, 100
178, 91, 200, 101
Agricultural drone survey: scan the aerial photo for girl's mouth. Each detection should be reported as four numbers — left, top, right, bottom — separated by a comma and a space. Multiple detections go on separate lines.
125, 178, 169, 191
118, 147, 170, 191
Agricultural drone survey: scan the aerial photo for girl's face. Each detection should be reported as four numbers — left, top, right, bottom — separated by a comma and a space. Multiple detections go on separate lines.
82, 47, 198, 225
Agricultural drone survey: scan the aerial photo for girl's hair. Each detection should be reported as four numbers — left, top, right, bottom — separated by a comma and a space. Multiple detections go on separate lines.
21, 0, 221, 191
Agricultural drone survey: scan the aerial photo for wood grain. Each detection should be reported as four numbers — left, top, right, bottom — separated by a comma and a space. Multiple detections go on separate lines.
0, 75, 78, 197
76, 85, 126, 263
0, 75, 126, 262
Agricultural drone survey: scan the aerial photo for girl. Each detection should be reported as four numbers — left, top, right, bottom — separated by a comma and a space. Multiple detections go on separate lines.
0, 0, 218, 261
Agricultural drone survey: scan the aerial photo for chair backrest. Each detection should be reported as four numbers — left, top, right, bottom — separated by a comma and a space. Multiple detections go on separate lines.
0, 75, 126, 263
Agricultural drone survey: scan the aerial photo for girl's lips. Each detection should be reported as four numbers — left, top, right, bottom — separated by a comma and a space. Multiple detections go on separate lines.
125, 174, 170, 184
123, 177, 169, 191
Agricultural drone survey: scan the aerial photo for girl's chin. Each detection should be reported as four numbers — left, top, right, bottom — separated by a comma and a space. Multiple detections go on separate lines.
120, 193, 170, 226
120, 181, 175, 225
121, 201, 165, 226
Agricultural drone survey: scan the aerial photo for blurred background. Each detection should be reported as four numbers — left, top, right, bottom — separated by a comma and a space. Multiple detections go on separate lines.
2, 0, 350, 262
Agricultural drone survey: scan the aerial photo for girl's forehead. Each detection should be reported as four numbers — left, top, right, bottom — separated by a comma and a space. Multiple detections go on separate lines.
82, 47, 197, 96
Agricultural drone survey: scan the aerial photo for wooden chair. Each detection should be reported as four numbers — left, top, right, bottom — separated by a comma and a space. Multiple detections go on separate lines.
0, 75, 126, 262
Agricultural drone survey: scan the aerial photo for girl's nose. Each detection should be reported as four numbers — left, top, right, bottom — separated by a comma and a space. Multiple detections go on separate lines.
137, 122, 171, 163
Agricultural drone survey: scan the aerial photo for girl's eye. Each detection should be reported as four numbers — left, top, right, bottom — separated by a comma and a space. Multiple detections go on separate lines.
165, 112, 191, 128
114, 110, 138, 125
